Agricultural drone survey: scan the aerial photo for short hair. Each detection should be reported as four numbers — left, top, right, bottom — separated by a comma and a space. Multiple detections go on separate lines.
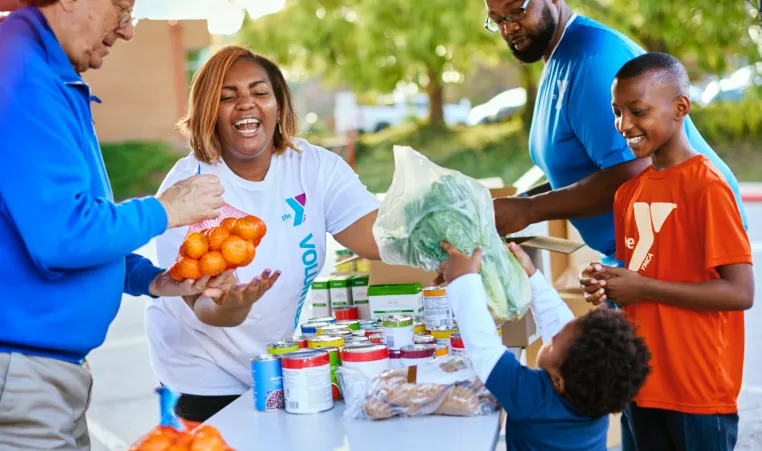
178, 46, 298, 164
615, 52, 691, 96
560, 308, 651, 418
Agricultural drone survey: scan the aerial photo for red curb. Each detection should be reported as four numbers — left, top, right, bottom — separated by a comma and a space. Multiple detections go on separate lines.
742, 193, 762, 203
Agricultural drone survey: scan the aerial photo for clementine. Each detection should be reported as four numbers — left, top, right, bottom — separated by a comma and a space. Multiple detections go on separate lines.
200, 252, 227, 277
181, 232, 209, 259
220, 235, 248, 266
206, 227, 230, 252
176, 257, 202, 280
240, 240, 256, 267
232, 216, 266, 243
220, 217, 237, 233
169, 264, 184, 282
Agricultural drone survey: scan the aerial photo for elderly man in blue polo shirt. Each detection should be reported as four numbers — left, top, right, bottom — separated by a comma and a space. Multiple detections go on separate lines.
484, 0, 747, 449
0, 1, 233, 449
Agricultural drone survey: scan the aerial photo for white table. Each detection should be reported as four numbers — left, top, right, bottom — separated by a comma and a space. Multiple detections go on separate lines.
206, 390, 502, 451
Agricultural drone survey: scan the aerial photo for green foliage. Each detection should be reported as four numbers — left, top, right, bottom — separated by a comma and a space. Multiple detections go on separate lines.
101, 141, 182, 201
691, 90, 762, 142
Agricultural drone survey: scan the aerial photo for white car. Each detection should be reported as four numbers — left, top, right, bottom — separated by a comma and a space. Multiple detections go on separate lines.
467, 87, 527, 126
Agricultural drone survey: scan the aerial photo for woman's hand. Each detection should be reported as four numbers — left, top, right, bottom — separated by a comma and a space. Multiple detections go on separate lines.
210, 269, 281, 311
150, 270, 237, 298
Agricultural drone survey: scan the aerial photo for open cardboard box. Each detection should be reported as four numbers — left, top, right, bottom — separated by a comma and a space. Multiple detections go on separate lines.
367, 187, 584, 348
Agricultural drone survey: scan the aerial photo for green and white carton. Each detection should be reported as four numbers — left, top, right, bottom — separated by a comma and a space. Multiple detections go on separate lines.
310, 277, 332, 317
368, 283, 424, 319
350, 274, 370, 319
329, 274, 354, 310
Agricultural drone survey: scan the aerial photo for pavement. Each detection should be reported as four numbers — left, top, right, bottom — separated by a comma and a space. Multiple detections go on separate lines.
86, 199, 762, 451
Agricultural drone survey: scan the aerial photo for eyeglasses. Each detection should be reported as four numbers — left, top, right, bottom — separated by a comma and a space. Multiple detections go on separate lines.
484, 0, 531, 32
111, 0, 139, 28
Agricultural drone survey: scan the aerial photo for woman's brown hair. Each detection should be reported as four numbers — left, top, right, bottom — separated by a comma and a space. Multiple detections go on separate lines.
178, 46, 298, 163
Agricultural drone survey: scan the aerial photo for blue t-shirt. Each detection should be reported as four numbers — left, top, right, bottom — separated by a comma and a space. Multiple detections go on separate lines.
528, 15, 747, 259
486, 353, 608, 451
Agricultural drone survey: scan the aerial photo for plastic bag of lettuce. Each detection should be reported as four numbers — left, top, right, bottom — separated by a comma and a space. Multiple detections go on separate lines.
372, 145, 531, 321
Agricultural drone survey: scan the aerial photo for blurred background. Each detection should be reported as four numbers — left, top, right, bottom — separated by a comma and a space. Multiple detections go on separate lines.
1, 1, 761, 450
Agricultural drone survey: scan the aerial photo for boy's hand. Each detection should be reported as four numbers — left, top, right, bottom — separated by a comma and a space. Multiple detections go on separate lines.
506, 242, 536, 277
434, 242, 483, 285
579, 262, 614, 305
596, 266, 645, 306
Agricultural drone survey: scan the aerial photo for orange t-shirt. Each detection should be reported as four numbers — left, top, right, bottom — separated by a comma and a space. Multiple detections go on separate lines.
614, 155, 752, 414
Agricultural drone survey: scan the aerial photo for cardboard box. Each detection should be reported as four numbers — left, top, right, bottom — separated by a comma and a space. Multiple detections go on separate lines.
367, 283, 424, 319
351, 274, 371, 319
329, 274, 354, 309
310, 277, 332, 317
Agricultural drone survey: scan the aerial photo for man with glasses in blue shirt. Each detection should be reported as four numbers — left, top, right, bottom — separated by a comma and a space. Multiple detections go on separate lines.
0, 1, 229, 448
483, 1, 747, 450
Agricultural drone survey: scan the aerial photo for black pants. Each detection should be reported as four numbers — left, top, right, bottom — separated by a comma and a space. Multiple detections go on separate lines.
628, 403, 739, 451
174, 392, 241, 423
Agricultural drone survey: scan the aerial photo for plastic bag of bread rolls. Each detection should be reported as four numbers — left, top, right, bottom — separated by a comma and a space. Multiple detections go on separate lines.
337, 357, 498, 421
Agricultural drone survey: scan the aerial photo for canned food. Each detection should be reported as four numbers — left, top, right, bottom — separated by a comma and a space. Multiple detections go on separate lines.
413, 321, 426, 334
496, 324, 503, 337
308, 335, 345, 349
266, 340, 300, 356
423, 287, 453, 331
341, 344, 390, 378
335, 319, 361, 331
333, 307, 359, 321
414, 334, 436, 345
450, 333, 466, 357
382, 315, 414, 351
308, 316, 336, 324
400, 344, 436, 367
251, 354, 284, 411
369, 333, 385, 344
281, 350, 333, 414
352, 329, 367, 337
323, 329, 353, 339
321, 346, 343, 400
358, 320, 379, 330
431, 325, 459, 352
389, 349, 403, 369
316, 324, 351, 336
364, 327, 384, 338
345, 335, 370, 344
301, 321, 329, 336
291, 336, 309, 349
434, 344, 449, 357
342, 342, 376, 351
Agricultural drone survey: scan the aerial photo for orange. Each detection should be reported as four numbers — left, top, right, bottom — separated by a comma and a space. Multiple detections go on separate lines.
232, 216, 266, 243
169, 264, 184, 282
240, 240, 256, 267
200, 251, 227, 277
220, 235, 248, 266
181, 232, 209, 259
220, 217, 237, 233
176, 257, 202, 280
206, 227, 230, 252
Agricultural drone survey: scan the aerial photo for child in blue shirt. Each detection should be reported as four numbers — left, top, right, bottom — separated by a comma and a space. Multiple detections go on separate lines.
437, 242, 651, 451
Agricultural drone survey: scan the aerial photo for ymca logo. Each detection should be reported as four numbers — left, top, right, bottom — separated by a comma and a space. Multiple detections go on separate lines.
283, 193, 306, 227
626, 202, 676, 272
556, 79, 568, 110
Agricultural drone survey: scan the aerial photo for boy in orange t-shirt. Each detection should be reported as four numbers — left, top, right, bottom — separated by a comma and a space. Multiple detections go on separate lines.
581, 52, 754, 450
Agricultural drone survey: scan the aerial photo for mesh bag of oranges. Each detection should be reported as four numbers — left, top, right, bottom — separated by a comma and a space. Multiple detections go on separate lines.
170, 203, 267, 282
129, 386, 235, 451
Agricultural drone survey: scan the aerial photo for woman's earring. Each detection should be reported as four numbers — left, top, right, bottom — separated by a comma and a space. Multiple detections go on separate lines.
277, 120, 282, 134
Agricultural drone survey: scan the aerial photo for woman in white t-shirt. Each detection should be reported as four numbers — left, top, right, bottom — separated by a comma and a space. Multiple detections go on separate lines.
147, 46, 380, 424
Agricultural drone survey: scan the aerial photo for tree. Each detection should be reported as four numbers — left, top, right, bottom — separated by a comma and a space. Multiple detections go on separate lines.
239, 0, 510, 126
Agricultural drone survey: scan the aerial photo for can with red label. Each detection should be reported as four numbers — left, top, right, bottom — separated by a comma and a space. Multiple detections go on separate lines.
389, 349, 403, 369
365, 327, 384, 338
281, 350, 333, 414
341, 344, 390, 378
290, 336, 309, 349
450, 333, 466, 357
333, 306, 359, 321
369, 333, 385, 344
400, 344, 436, 367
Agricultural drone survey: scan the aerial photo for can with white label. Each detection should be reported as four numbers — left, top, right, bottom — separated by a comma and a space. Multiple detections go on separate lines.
281, 350, 333, 414
423, 287, 453, 331
382, 314, 414, 351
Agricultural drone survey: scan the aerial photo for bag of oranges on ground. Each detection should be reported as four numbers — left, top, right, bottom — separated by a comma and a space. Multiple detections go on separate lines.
169, 202, 267, 282
129, 386, 235, 451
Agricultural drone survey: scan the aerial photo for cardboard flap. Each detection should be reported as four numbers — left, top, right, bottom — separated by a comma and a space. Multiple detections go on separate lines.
505, 236, 584, 254
368, 261, 437, 287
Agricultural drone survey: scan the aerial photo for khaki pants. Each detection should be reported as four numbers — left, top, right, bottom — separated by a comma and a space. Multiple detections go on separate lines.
0, 352, 93, 451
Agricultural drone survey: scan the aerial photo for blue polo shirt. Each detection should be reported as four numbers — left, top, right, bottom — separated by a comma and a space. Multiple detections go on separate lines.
528, 15, 747, 260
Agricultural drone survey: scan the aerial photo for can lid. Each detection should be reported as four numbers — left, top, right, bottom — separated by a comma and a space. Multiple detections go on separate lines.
431, 325, 459, 337
302, 322, 329, 330
365, 328, 384, 337
324, 329, 353, 337
280, 350, 329, 369
413, 320, 425, 327
291, 335, 309, 341
346, 336, 370, 343
413, 334, 436, 344
382, 315, 413, 327
308, 317, 336, 324
267, 340, 299, 349
341, 344, 390, 362
342, 342, 377, 351
352, 329, 367, 337
251, 354, 279, 362
308, 335, 344, 344
400, 344, 436, 359
369, 333, 384, 340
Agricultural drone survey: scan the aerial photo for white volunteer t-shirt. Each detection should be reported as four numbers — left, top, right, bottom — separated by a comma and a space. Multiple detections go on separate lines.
146, 138, 379, 395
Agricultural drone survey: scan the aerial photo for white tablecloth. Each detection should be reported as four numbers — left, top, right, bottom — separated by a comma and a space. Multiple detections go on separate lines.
205, 390, 502, 451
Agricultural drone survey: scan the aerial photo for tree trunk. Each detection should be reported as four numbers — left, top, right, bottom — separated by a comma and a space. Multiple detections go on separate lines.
521, 65, 538, 132
427, 68, 445, 127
